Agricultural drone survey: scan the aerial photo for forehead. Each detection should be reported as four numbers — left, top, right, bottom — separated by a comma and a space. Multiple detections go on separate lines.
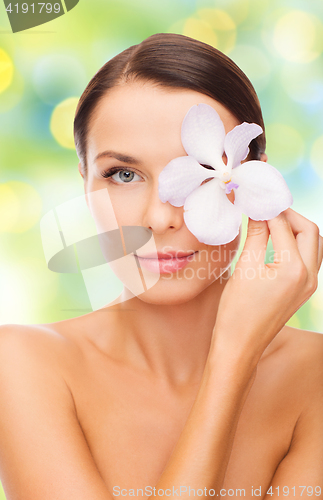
87, 82, 240, 165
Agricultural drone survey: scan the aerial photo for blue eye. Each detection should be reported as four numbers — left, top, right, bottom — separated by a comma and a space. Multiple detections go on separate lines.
115, 170, 135, 183
101, 168, 142, 184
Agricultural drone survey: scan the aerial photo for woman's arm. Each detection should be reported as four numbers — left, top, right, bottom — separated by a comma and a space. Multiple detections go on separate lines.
154, 209, 323, 498
154, 342, 258, 496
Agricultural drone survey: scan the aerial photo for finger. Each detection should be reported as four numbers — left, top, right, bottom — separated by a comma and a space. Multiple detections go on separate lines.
283, 208, 320, 274
267, 211, 302, 264
239, 218, 269, 267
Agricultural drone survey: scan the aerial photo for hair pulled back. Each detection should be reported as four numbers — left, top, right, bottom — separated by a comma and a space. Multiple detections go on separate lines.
74, 33, 266, 176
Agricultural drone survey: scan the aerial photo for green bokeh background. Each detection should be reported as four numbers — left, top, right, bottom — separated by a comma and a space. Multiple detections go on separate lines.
0, 0, 323, 496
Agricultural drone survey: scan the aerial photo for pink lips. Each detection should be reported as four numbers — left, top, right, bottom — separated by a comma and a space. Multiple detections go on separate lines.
136, 251, 197, 274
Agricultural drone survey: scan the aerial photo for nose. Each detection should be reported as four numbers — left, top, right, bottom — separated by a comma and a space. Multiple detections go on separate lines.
142, 182, 184, 235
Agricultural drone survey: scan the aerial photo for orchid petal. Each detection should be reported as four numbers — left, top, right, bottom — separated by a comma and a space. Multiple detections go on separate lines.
232, 160, 293, 220
183, 178, 242, 245
224, 122, 263, 170
158, 156, 215, 207
181, 103, 225, 169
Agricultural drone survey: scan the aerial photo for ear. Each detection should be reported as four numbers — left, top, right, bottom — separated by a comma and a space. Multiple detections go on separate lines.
78, 162, 84, 178
260, 153, 268, 163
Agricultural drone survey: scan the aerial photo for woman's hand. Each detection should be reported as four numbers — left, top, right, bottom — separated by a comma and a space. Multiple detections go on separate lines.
211, 208, 323, 362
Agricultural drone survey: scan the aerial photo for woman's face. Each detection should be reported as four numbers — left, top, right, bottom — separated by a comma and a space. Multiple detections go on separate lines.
80, 81, 242, 305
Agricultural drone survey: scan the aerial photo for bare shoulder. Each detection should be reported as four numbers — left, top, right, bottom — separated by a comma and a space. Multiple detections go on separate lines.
0, 320, 89, 419
0, 308, 116, 385
0, 321, 82, 419
277, 324, 323, 365
0, 324, 79, 401
286, 325, 323, 390
0, 321, 72, 346
0, 321, 84, 374
263, 325, 323, 405
264, 324, 323, 362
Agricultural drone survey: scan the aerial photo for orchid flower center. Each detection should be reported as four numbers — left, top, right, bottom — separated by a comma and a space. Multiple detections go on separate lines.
218, 170, 239, 195
222, 171, 231, 183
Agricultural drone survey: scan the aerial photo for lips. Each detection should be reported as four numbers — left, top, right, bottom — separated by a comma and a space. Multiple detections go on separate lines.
138, 251, 196, 259
136, 251, 198, 274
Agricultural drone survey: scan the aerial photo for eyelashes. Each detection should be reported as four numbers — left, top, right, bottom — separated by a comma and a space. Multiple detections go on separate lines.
100, 156, 228, 184
100, 167, 142, 184
100, 166, 128, 178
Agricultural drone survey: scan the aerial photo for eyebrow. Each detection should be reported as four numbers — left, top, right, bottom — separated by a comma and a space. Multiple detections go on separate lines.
94, 150, 142, 165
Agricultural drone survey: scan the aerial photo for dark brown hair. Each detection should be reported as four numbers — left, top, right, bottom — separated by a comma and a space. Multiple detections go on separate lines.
74, 33, 266, 176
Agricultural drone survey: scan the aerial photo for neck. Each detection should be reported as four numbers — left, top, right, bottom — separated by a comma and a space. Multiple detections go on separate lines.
103, 270, 231, 388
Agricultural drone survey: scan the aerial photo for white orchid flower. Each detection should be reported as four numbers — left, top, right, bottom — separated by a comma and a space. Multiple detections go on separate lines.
158, 103, 293, 245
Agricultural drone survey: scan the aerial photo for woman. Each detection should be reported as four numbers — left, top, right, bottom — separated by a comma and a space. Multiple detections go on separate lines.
0, 33, 322, 500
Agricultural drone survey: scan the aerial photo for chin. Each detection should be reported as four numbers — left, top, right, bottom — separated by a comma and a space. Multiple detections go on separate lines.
122, 264, 232, 306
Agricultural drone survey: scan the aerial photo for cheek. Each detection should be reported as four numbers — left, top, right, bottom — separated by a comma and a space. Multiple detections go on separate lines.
106, 190, 144, 228
86, 188, 120, 234
86, 184, 141, 230
195, 232, 241, 279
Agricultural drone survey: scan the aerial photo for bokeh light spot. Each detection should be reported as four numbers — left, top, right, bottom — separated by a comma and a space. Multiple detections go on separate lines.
0, 259, 59, 325
196, 0, 250, 26
0, 181, 42, 233
50, 97, 78, 149
197, 9, 235, 30
0, 184, 20, 232
32, 55, 86, 106
273, 11, 323, 63
182, 18, 218, 47
266, 123, 304, 173
197, 9, 236, 53
310, 135, 323, 180
281, 59, 323, 105
229, 45, 271, 91
0, 48, 14, 94
0, 67, 24, 114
